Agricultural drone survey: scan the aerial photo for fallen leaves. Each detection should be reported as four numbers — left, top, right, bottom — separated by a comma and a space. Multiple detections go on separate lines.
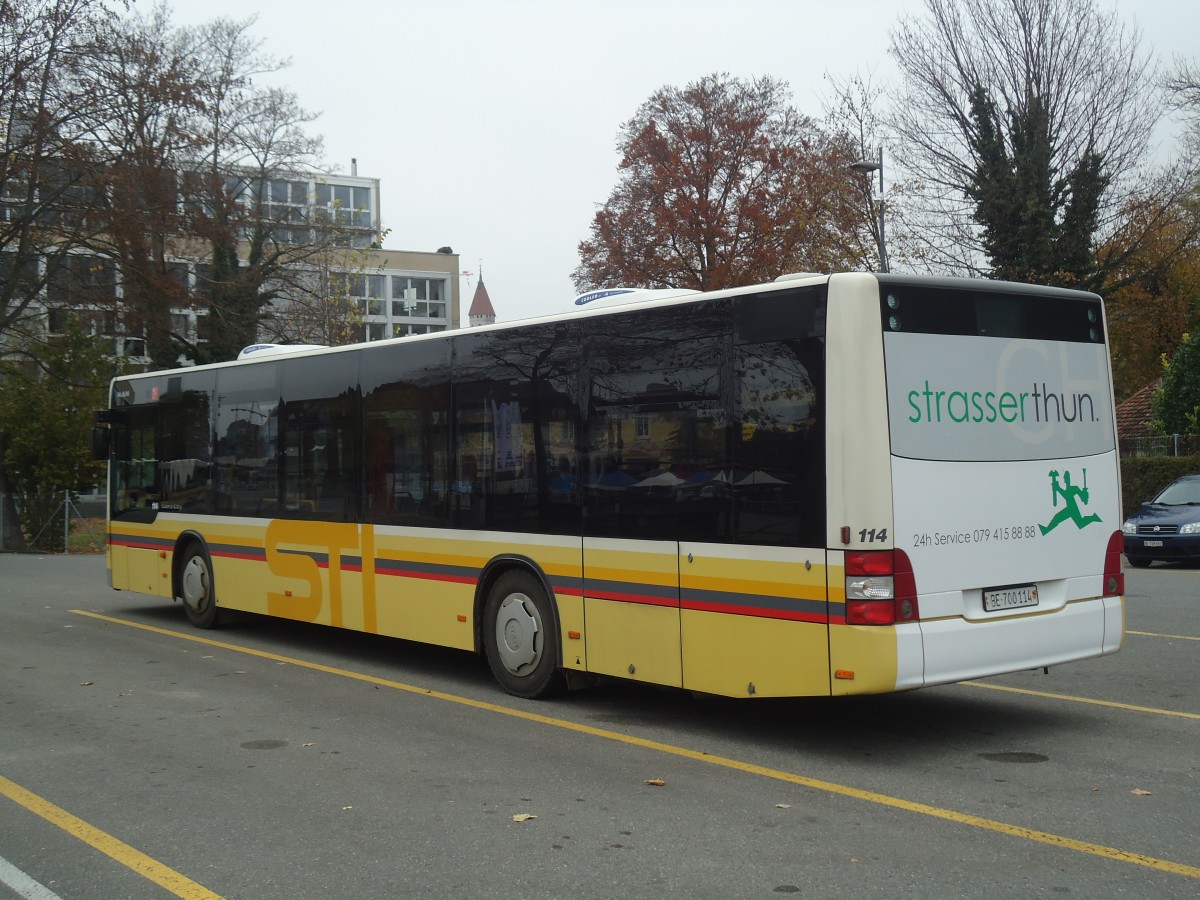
512, 813, 537, 823
644, 778, 666, 787
1131, 788, 1153, 796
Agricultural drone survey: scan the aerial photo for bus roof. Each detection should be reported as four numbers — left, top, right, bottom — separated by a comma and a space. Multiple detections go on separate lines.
116, 272, 1102, 382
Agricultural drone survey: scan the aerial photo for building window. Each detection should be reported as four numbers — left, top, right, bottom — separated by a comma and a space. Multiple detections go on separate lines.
315, 182, 372, 228
45, 255, 117, 304
391, 277, 449, 321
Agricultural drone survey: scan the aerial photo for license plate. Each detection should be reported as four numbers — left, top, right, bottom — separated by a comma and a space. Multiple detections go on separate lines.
983, 583, 1039, 612
1144, 539, 1163, 548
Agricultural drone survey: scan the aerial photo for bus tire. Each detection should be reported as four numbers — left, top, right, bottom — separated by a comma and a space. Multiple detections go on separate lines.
178, 544, 220, 629
483, 570, 564, 699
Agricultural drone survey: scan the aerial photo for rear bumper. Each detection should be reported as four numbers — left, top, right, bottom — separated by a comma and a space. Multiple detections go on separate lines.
902, 595, 1123, 689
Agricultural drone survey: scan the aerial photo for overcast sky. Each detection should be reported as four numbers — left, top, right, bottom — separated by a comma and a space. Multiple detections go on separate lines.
163, 0, 1195, 322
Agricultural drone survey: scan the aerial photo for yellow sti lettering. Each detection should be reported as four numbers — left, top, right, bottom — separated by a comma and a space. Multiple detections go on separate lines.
323, 523, 363, 628
266, 520, 376, 628
266, 520, 324, 621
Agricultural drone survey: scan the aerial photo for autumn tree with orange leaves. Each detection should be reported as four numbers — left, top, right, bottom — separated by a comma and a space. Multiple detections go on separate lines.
573, 73, 862, 293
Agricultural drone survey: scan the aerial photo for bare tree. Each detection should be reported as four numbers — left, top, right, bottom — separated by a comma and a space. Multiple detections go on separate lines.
822, 70, 899, 272
887, 0, 1199, 289
77, 2, 207, 367
1, 0, 122, 551
258, 220, 378, 347
178, 15, 333, 363
0, 0, 116, 345
1165, 58, 1200, 152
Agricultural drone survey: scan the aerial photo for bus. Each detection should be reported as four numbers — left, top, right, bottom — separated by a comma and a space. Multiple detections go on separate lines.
97, 272, 1125, 699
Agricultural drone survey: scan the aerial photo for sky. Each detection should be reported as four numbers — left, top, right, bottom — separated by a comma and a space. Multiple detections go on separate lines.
161, 0, 1196, 323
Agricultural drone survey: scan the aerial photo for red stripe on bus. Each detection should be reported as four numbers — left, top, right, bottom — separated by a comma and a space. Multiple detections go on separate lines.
210, 549, 267, 561
375, 567, 476, 585
682, 599, 829, 623
584, 590, 678, 608
108, 539, 160, 550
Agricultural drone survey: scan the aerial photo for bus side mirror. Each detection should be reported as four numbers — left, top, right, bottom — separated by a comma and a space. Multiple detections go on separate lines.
91, 411, 110, 461
91, 427, 109, 461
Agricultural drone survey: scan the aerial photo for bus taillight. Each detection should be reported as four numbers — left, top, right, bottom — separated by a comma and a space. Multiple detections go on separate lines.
1104, 530, 1124, 597
844, 549, 919, 626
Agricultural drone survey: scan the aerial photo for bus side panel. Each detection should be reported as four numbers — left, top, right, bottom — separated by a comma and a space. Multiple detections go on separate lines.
824, 273, 894, 552
825, 552, 925, 694
369, 529, 483, 651
824, 275, 911, 694
679, 543, 830, 697
371, 529, 584, 657
108, 541, 171, 597
582, 538, 681, 688
203, 518, 271, 616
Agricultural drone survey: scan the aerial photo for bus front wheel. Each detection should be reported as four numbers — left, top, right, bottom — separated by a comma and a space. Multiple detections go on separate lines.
178, 545, 220, 629
483, 571, 564, 699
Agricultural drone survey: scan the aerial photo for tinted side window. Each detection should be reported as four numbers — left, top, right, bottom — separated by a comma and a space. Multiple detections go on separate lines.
157, 371, 216, 515
110, 405, 160, 523
215, 362, 280, 516
451, 324, 581, 534
276, 352, 360, 522
583, 301, 731, 542
361, 340, 452, 528
733, 289, 826, 547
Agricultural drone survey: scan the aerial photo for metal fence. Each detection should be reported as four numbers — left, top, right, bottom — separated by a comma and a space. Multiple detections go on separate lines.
0, 491, 104, 553
1119, 434, 1200, 458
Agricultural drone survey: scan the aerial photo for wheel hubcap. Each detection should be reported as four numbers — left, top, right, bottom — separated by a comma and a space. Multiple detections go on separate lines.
181, 557, 209, 613
494, 593, 541, 676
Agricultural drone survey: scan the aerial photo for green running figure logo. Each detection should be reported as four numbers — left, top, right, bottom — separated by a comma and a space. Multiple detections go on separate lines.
1039, 468, 1102, 535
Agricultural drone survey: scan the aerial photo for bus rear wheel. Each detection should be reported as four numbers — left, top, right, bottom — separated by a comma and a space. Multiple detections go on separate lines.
483, 571, 564, 699
178, 545, 220, 629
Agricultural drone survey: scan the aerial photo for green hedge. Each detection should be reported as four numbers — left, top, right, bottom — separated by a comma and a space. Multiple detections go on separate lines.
1119, 453, 1200, 517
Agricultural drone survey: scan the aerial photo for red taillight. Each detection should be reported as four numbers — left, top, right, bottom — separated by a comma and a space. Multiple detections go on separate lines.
844, 549, 919, 625
1104, 530, 1124, 597
845, 598, 899, 625
845, 551, 893, 576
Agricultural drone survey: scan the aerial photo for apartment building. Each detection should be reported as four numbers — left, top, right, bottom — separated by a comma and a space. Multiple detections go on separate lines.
19, 167, 461, 361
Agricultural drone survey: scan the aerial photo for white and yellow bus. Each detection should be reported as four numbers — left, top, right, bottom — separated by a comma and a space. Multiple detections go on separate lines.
99, 272, 1125, 699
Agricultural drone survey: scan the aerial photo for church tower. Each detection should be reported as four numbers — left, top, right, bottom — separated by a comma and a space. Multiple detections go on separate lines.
468, 276, 497, 327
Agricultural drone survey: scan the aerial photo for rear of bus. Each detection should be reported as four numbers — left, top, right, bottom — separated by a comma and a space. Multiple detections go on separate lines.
829, 273, 1124, 692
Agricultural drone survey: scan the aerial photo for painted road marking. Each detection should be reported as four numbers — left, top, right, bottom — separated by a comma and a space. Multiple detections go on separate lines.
0, 775, 222, 899
1126, 629, 1200, 641
70, 609, 1200, 881
960, 681, 1200, 720
0, 853, 64, 900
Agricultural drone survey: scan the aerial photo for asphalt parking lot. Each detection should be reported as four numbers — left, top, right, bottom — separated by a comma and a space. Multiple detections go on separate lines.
1, 554, 1197, 899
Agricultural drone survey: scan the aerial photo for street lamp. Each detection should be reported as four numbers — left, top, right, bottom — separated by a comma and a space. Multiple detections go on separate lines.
849, 147, 888, 273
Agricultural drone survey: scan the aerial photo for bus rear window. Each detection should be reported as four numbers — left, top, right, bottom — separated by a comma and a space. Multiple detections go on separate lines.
879, 285, 1105, 344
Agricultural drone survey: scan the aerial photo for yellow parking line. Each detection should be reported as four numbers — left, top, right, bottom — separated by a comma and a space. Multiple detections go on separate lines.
961, 681, 1200, 720
71, 609, 1200, 881
1126, 630, 1200, 641
0, 774, 222, 899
